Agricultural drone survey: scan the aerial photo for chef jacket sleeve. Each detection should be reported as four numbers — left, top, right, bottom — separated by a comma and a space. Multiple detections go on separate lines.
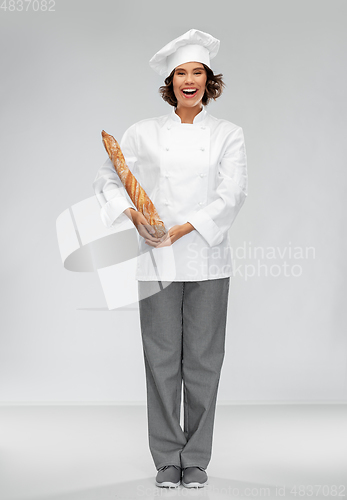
92, 124, 138, 228
187, 126, 248, 247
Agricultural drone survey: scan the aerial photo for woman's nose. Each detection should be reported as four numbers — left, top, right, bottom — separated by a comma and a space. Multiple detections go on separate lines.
185, 74, 194, 83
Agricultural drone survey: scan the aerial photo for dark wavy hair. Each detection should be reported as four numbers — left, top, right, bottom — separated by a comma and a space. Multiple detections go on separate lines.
159, 63, 225, 107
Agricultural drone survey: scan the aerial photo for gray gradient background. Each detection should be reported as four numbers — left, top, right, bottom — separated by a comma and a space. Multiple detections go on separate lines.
0, 0, 346, 403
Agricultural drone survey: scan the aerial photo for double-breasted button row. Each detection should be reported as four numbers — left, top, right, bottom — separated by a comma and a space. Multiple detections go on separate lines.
163, 172, 206, 177
163, 200, 205, 206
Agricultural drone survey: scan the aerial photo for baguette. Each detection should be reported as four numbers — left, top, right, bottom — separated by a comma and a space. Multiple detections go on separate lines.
101, 130, 167, 238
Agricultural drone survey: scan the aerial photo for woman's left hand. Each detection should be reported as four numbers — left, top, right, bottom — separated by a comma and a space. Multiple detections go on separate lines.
145, 223, 194, 248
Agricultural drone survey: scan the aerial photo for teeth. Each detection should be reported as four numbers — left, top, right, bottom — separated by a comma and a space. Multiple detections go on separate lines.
183, 89, 197, 93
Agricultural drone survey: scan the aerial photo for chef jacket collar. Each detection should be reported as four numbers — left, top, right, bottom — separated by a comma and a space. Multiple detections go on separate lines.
170, 105, 207, 124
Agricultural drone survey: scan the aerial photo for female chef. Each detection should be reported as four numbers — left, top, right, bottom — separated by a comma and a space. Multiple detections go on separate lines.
93, 28, 248, 489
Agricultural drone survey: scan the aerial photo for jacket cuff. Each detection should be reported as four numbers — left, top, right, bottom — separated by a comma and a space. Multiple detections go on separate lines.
100, 197, 134, 228
187, 210, 224, 247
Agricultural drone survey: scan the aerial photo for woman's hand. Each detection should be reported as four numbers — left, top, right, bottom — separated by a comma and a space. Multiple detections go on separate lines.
145, 223, 194, 248
125, 209, 162, 244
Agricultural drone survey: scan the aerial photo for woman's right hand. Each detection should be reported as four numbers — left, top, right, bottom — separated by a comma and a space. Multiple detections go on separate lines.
124, 208, 162, 244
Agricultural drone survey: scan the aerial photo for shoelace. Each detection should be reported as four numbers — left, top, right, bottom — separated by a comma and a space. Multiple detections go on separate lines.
159, 465, 181, 471
159, 465, 205, 472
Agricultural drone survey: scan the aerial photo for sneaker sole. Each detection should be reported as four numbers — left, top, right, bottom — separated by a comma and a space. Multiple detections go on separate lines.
155, 480, 180, 488
182, 479, 208, 488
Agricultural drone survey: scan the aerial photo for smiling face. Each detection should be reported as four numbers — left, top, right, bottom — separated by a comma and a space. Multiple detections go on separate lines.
172, 61, 207, 110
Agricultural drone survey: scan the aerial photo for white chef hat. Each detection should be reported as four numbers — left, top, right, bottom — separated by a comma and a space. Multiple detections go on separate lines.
149, 28, 220, 78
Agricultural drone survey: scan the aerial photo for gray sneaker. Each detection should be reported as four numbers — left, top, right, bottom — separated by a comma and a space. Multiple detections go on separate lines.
182, 466, 208, 488
155, 465, 181, 488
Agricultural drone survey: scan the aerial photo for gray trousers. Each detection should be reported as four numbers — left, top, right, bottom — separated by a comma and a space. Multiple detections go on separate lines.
138, 277, 230, 471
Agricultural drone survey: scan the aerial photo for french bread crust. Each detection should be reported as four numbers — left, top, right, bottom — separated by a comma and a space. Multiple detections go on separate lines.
101, 130, 167, 238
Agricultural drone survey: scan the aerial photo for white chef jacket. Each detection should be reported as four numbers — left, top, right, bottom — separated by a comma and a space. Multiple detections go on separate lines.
93, 105, 248, 281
